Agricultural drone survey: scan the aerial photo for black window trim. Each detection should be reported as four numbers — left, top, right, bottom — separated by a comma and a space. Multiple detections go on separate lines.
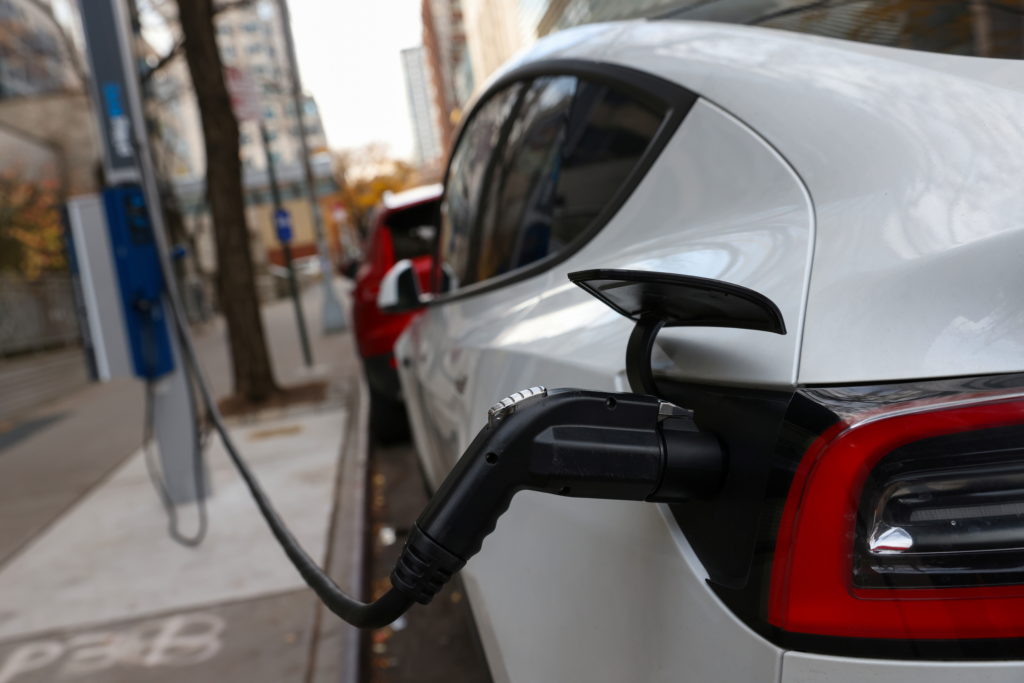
428, 58, 698, 306
462, 80, 528, 292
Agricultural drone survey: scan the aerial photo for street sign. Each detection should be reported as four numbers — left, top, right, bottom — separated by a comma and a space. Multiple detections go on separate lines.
225, 67, 263, 122
275, 208, 293, 243
331, 202, 348, 225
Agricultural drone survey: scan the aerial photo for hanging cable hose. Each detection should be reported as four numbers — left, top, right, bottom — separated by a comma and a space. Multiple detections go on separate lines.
136, 297, 207, 548
151, 254, 730, 629
166, 296, 413, 627
142, 377, 208, 547
133, 136, 726, 631
129, 134, 413, 627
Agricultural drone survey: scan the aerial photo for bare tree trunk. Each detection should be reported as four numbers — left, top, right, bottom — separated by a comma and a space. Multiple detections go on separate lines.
176, 0, 278, 402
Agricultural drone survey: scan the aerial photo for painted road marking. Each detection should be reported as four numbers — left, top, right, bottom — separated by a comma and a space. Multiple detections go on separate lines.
0, 612, 225, 683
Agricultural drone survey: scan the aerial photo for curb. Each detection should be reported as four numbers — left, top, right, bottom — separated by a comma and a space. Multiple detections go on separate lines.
307, 373, 371, 683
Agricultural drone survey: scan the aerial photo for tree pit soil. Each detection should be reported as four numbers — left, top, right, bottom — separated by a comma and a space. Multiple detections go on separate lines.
217, 380, 328, 418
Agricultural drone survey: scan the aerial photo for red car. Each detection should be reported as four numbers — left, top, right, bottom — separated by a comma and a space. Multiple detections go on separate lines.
352, 184, 440, 441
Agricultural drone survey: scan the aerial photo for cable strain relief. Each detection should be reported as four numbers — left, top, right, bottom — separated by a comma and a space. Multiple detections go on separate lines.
390, 525, 466, 605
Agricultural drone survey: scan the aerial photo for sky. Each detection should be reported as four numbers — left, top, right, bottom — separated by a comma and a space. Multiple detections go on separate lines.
71, 0, 423, 161
287, 0, 422, 160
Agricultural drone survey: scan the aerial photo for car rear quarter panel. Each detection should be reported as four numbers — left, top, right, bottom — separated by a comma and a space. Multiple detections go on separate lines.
602, 21, 1024, 385
782, 652, 1024, 682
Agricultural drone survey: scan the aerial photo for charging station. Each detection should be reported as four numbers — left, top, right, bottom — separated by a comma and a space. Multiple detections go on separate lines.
70, 0, 205, 505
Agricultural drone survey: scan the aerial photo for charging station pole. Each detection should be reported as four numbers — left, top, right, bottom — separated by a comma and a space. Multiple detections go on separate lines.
77, 0, 206, 504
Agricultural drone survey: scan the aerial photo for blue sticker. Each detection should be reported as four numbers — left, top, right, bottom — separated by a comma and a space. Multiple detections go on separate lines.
275, 208, 293, 243
102, 82, 124, 116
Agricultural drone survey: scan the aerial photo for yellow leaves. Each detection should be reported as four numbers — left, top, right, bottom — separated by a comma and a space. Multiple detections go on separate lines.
332, 145, 422, 229
0, 170, 65, 279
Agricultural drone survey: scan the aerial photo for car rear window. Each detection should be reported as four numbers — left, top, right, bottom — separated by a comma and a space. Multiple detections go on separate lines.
385, 200, 438, 262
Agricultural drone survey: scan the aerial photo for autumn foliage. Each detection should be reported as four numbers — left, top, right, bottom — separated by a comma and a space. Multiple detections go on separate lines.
333, 143, 432, 233
0, 171, 65, 279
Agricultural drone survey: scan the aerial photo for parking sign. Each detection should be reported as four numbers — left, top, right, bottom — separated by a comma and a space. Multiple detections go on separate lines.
275, 208, 293, 243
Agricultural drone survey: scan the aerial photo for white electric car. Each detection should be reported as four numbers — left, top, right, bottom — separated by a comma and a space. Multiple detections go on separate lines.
388, 14, 1024, 683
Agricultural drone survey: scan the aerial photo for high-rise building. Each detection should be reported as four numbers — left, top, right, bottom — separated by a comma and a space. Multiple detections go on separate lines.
0, 0, 96, 195
421, 0, 472, 153
453, 0, 688, 96
401, 46, 443, 167
461, 0, 529, 89
141, 0, 339, 285
0, 0, 77, 98
212, 3, 328, 175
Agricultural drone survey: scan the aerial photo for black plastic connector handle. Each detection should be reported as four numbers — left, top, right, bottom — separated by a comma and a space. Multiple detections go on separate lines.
389, 388, 723, 605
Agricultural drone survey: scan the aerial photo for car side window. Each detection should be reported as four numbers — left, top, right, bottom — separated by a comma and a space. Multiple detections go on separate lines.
439, 73, 668, 292
437, 84, 522, 289
474, 76, 577, 284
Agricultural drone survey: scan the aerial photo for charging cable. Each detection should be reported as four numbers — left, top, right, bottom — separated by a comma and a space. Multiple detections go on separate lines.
137, 154, 724, 630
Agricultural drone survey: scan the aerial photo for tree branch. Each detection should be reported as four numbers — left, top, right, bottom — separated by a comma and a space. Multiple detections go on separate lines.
143, 38, 185, 82
140, 0, 257, 83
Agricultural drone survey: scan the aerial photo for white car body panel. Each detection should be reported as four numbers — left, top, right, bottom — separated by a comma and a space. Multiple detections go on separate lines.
397, 20, 1024, 682
516, 98, 814, 389
600, 21, 1024, 384
781, 652, 1024, 682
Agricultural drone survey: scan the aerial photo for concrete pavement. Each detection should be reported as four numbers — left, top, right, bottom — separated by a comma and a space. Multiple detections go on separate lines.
0, 280, 369, 683
0, 409, 347, 640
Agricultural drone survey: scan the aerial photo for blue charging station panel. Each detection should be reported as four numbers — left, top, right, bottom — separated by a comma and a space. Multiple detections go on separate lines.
103, 185, 174, 379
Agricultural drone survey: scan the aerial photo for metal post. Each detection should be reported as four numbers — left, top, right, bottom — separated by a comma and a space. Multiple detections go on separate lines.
260, 122, 313, 367
275, 0, 347, 334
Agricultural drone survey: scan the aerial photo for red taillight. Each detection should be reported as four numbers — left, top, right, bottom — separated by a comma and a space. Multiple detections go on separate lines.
769, 396, 1024, 640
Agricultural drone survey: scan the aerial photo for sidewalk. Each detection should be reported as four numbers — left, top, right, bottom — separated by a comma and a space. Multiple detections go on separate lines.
0, 280, 368, 683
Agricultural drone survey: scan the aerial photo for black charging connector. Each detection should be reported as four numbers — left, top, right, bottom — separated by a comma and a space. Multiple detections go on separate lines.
389, 387, 723, 607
